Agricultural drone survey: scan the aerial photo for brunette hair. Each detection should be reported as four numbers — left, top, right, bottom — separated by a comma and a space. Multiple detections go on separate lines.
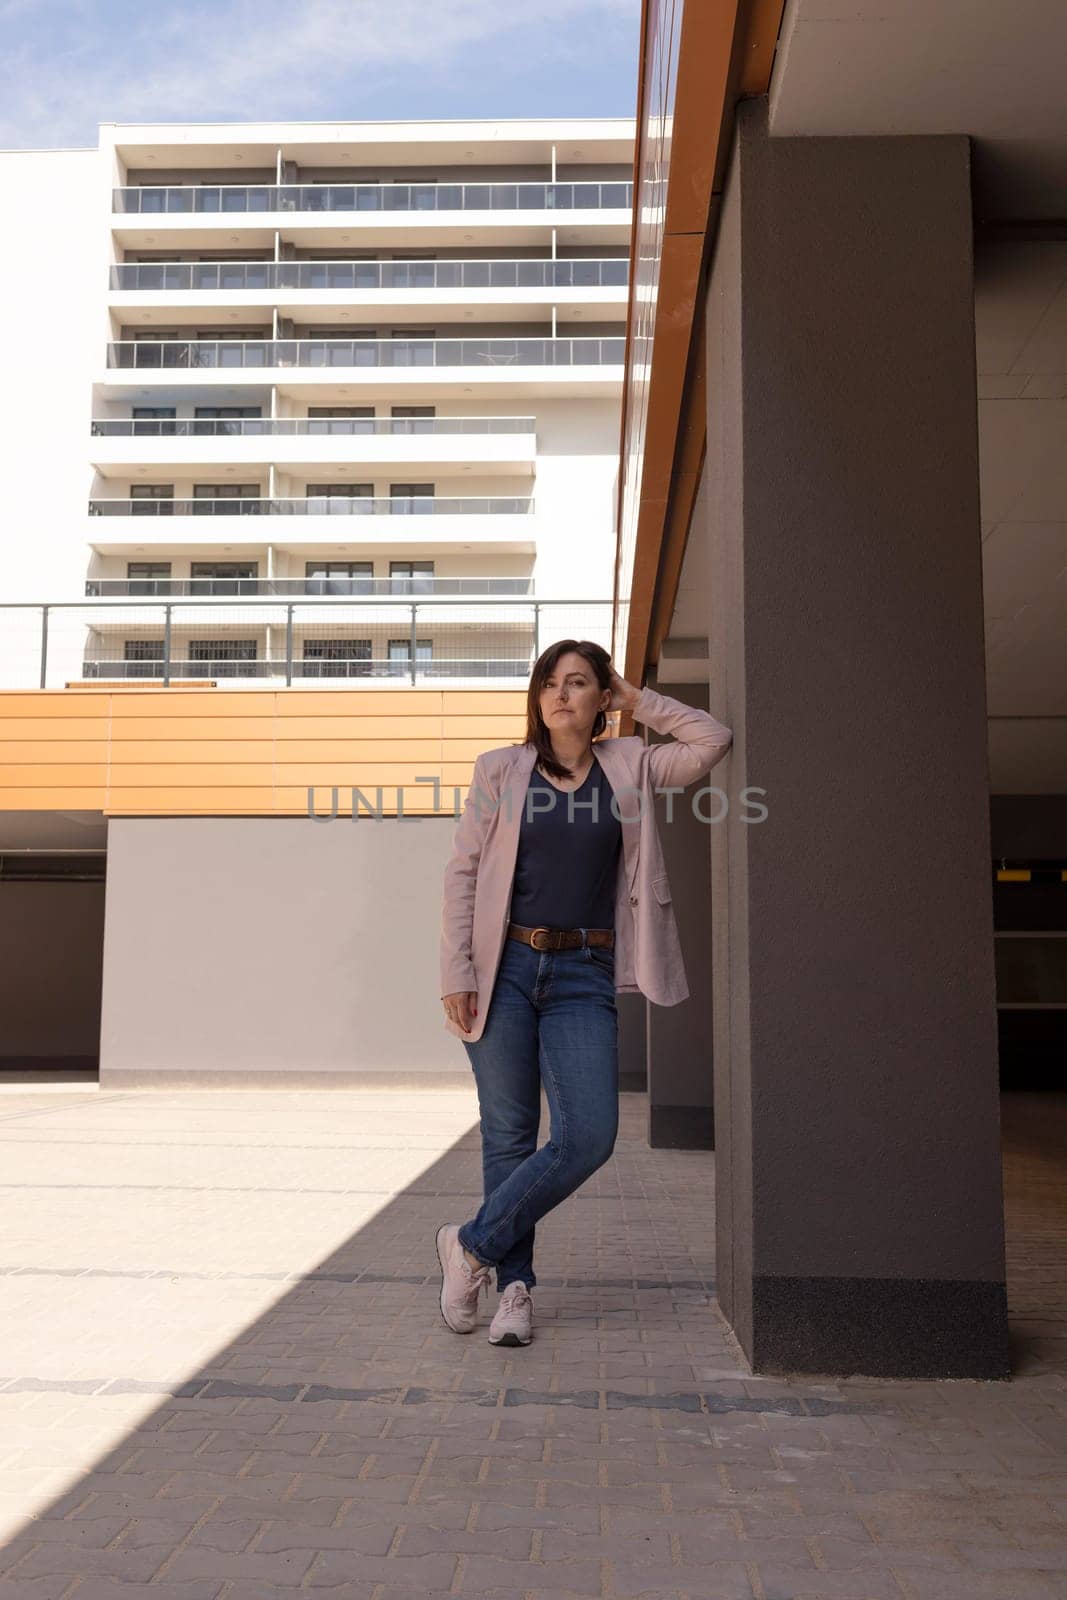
520, 639, 613, 782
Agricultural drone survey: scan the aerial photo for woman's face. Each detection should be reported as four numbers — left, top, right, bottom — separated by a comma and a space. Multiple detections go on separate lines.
538, 651, 610, 738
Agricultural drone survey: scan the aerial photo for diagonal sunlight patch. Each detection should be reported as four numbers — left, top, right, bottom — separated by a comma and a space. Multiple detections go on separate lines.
0, 1086, 487, 1544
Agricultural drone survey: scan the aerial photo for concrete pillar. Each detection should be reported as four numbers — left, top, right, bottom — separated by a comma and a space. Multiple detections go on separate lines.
644, 671, 715, 1149
706, 100, 1009, 1378
616, 992, 648, 1094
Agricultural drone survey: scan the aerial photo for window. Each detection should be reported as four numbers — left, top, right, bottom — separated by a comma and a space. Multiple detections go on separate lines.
307, 405, 375, 435
307, 406, 375, 414
387, 637, 432, 676
391, 404, 436, 435
303, 638, 372, 678
388, 256, 437, 288
192, 405, 263, 436
123, 639, 165, 678
189, 561, 258, 595
306, 482, 373, 514
306, 328, 378, 367
131, 406, 176, 436
393, 178, 438, 213
193, 406, 263, 416
304, 560, 374, 595
126, 560, 171, 596
192, 483, 261, 515
389, 560, 434, 595
390, 482, 434, 513
130, 484, 174, 516
390, 328, 435, 367
188, 639, 257, 678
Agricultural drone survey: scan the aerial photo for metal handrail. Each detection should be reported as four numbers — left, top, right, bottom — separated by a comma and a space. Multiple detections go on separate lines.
105, 336, 625, 370
112, 180, 633, 215
109, 259, 630, 291
89, 415, 537, 437
87, 495, 534, 517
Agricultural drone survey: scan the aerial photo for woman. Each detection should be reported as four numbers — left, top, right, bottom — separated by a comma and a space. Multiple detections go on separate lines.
437, 639, 732, 1347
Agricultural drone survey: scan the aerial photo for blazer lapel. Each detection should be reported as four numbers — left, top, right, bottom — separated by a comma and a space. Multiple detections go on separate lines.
591, 738, 642, 897
493, 744, 538, 905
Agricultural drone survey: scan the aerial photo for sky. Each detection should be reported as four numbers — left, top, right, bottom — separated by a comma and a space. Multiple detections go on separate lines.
0, 0, 641, 149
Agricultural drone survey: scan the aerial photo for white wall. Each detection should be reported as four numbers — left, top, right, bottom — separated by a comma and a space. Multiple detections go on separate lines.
0, 149, 107, 603
100, 815, 473, 1083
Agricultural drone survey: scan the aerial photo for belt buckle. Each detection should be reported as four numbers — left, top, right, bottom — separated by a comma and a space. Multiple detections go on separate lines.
530, 926, 554, 951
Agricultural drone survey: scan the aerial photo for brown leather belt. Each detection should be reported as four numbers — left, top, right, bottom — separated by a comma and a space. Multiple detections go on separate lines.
507, 922, 614, 952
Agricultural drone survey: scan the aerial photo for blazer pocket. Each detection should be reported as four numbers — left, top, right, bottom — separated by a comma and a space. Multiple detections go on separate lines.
651, 874, 672, 905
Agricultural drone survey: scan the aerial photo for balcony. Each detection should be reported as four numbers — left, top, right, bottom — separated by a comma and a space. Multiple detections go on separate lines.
88, 414, 539, 477
81, 656, 532, 681
85, 494, 536, 552
90, 415, 536, 437
88, 494, 533, 516
112, 181, 632, 214
106, 336, 624, 370
0, 596, 611, 689
109, 258, 629, 292
102, 336, 625, 397
84, 576, 536, 598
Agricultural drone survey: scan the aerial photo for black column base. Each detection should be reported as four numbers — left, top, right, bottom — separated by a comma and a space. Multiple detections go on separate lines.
649, 1105, 714, 1149
749, 1275, 1011, 1379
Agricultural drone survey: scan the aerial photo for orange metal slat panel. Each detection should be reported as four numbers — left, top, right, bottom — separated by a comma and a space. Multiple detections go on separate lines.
0, 693, 113, 717
0, 764, 109, 786
0, 742, 110, 763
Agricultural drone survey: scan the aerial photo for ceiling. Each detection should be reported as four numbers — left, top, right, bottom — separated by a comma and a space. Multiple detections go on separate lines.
769, 0, 1067, 220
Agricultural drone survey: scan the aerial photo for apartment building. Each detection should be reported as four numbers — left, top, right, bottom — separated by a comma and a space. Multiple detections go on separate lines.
0, 118, 633, 686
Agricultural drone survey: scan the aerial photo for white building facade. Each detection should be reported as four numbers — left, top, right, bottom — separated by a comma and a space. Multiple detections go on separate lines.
0, 118, 633, 686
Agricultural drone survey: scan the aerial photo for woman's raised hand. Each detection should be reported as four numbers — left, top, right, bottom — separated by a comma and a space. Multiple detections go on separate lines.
605, 665, 641, 714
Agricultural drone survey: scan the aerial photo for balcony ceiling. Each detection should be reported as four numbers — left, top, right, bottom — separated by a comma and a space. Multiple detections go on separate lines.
98, 373, 623, 402
87, 538, 537, 558
110, 222, 632, 251
111, 123, 635, 169
91, 457, 535, 479
770, 0, 1067, 219
111, 299, 625, 329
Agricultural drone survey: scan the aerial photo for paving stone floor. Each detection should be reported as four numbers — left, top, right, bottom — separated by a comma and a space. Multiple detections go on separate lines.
0, 1081, 1063, 1600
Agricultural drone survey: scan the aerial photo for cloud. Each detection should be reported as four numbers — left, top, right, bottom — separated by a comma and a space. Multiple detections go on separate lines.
0, 0, 640, 148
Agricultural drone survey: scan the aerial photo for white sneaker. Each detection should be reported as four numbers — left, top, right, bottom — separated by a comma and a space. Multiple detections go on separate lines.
489, 1282, 533, 1346
435, 1223, 490, 1334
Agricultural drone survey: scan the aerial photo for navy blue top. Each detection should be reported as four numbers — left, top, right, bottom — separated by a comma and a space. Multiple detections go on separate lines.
507, 751, 622, 930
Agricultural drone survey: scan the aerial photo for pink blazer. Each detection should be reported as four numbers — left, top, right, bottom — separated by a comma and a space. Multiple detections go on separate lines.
440, 684, 733, 1042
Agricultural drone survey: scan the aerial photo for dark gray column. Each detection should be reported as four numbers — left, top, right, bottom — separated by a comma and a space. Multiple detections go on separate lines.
706, 100, 1009, 1378
616, 993, 648, 1095
644, 670, 715, 1148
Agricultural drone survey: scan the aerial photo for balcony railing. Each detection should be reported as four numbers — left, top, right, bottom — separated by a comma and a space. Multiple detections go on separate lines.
112, 181, 633, 215
87, 495, 533, 517
105, 336, 625, 370
85, 577, 535, 597
2, 596, 611, 688
109, 258, 630, 292
83, 657, 533, 681
90, 415, 535, 438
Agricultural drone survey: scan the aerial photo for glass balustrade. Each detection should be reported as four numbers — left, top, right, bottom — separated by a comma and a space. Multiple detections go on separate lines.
109, 258, 629, 291
87, 496, 534, 516
112, 181, 632, 214
90, 415, 536, 437
84, 577, 536, 597
106, 336, 625, 369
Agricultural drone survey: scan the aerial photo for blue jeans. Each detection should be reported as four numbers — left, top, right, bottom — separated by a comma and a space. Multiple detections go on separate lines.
459, 933, 619, 1292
